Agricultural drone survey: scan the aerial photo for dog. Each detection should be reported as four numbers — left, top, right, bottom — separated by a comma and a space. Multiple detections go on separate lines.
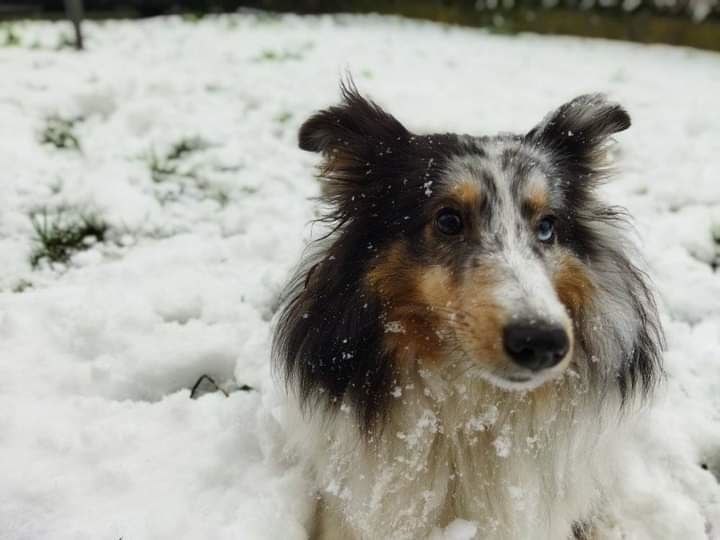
273, 81, 664, 540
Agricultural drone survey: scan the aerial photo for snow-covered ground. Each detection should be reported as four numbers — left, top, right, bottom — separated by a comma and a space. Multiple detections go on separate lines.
0, 12, 719, 540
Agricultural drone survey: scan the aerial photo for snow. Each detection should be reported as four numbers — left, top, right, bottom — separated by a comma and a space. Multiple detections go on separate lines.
0, 12, 719, 540
430, 519, 479, 540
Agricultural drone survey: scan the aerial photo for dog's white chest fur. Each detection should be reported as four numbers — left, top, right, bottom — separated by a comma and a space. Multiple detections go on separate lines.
288, 368, 625, 540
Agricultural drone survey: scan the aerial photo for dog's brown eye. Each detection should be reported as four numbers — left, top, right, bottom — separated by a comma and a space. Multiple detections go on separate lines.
436, 208, 463, 235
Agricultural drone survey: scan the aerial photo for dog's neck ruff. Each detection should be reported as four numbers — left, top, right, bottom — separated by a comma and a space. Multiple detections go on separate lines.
289, 360, 627, 540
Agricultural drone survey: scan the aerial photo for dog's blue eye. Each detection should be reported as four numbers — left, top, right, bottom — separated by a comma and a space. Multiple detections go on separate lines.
436, 208, 463, 236
537, 216, 555, 242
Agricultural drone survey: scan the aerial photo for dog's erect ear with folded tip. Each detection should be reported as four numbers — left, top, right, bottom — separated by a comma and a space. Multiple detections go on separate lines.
297, 81, 420, 223
298, 82, 410, 156
527, 93, 631, 173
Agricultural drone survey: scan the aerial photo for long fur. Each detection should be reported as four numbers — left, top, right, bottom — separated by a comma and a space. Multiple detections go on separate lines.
273, 81, 664, 540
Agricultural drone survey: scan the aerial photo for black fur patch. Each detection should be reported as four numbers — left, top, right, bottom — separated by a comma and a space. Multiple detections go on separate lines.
274, 81, 465, 430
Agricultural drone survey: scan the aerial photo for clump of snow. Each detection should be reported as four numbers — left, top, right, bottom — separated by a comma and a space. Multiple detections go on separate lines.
430, 519, 479, 540
492, 429, 513, 458
0, 12, 719, 540
385, 320, 406, 333
465, 405, 499, 432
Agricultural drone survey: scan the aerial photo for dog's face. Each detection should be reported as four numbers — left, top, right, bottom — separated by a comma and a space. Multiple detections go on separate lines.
364, 143, 588, 390
276, 84, 659, 428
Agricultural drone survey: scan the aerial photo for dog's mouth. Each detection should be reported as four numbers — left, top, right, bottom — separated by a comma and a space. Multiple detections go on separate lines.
506, 374, 533, 383
470, 359, 571, 392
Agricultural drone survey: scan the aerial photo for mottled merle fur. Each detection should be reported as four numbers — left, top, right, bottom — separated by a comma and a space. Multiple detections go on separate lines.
273, 81, 663, 433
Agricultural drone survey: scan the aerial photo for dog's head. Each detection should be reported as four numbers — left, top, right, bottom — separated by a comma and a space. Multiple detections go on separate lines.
275, 82, 662, 429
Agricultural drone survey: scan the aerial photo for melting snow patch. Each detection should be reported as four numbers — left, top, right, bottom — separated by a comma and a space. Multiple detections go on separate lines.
429, 519, 478, 540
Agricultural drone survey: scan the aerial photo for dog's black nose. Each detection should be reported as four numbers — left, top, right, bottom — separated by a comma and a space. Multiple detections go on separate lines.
502, 322, 569, 371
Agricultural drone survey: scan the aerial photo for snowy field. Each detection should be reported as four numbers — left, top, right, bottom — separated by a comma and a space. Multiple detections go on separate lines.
0, 12, 719, 540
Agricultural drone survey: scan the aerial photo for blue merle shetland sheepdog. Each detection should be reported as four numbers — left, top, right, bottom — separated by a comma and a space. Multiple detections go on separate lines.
273, 81, 663, 540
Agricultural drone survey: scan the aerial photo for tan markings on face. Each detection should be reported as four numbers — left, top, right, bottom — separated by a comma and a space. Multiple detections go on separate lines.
417, 265, 454, 307
418, 261, 506, 371
524, 179, 549, 215
452, 180, 482, 207
365, 242, 446, 360
423, 180, 483, 240
449, 264, 507, 371
553, 253, 595, 319
365, 241, 407, 296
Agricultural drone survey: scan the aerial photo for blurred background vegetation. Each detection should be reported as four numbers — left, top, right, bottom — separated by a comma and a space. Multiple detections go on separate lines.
1, 0, 719, 50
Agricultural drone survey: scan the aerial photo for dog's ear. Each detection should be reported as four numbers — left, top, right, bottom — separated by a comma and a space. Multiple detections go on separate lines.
299, 80, 408, 156
298, 81, 411, 216
526, 94, 630, 171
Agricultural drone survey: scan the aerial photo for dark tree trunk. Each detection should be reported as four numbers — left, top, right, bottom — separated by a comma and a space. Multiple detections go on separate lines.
64, 0, 84, 50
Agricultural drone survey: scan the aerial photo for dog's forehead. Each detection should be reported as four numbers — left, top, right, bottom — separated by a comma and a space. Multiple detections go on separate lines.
440, 138, 555, 206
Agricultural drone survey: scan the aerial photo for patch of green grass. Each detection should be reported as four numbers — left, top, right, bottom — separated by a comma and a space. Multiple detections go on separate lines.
29, 209, 107, 269
167, 137, 209, 161
144, 137, 241, 205
273, 111, 293, 124
253, 49, 303, 62
49, 178, 64, 195
11, 279, 33, 293
239, 186, 258, 195
147, 139, 203, 182
147, 151, 180, 183
146, 137, 209, 183
41, 115, 82, 151
711, 223, 720, 244
2, 24, 21, 47
712, 223, 720, 272
211, 189, 230, 207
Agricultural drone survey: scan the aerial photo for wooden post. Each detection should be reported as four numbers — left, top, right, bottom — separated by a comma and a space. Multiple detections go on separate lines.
64, 0, 84, 50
